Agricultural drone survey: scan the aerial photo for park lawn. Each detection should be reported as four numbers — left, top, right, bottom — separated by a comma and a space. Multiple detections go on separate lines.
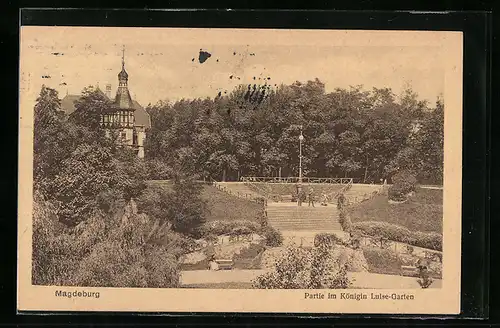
349, 188, 442, 233
201, 185, 262, 222
145, 182, 262, 223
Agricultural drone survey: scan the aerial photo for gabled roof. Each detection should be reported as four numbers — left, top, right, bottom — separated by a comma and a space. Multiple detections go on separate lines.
60, 93, 151, 129
131, 100, 151, 128
60, 94, 80, 115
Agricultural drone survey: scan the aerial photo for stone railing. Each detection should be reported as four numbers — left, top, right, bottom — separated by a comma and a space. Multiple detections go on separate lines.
240, 176, 353, 184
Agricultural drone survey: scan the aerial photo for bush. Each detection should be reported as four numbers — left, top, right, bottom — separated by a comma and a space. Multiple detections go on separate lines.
204, 233, 219, 244
352, 221, 442, 251
338, 209, 352, 232
32, 199, 181, 288
155, 231, 198, 258
387, 187, 407, 202
314, 233, 343, 248
136, 176, 208, 237
388, 170, 417, 201
252, 245, 351, 289
263, 226, 283, 247
233, 243, 266, 269
416, 259, 434, 288
337, 193, 346, 210
362, 247, 403, 275
256, 211, 268, 229
199, 220, 261, 237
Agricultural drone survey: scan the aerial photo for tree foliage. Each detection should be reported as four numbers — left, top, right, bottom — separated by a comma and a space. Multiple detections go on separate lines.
145, 81, 443, 184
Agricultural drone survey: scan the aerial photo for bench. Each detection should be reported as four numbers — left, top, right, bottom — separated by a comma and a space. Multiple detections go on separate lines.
215, 259, 234, 270
401, 265, 418, 277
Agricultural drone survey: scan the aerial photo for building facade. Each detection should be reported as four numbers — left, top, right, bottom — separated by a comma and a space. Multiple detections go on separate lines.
61, 49, 151, 158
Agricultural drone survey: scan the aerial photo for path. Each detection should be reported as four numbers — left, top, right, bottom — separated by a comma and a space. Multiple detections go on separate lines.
179, 270, 442, 288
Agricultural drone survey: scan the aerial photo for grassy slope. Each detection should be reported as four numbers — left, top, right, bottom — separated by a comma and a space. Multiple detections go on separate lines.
145, 182, 262, 222
349, 188, 443, 233
201, 186, 262, 222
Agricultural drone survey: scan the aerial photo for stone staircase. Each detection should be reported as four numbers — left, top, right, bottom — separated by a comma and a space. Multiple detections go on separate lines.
266, 203, 341, 232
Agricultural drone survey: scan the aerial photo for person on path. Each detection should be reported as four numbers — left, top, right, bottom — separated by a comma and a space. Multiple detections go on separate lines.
308, 187, 315, 207
321, 193, 328, 206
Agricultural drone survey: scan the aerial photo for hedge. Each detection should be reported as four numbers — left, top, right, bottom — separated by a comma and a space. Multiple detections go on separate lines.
362, 247, 403, 275
198, 220, 261, 237
352, 221, 442, 251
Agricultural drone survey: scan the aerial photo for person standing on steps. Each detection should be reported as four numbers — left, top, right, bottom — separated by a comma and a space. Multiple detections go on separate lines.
308, 187, 315, 207
297, 188, 303, 206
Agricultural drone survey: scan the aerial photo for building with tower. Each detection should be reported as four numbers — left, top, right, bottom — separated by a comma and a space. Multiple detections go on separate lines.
61, 47, 151, 158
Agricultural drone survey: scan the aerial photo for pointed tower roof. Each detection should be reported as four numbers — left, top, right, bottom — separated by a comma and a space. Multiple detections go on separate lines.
118, 46, 129, 80
114, 45, 133, 109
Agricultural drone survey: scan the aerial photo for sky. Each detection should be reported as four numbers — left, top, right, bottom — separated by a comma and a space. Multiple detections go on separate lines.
20, 27, 451, 106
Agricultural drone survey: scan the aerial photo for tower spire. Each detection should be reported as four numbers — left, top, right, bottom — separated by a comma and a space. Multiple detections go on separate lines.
122, 45, 125, 69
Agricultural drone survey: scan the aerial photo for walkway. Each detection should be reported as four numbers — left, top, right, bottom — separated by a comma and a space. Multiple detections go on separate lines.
179, 270, 442, 288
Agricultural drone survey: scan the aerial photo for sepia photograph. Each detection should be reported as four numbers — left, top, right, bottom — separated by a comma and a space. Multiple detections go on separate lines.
18, 26, 462, 314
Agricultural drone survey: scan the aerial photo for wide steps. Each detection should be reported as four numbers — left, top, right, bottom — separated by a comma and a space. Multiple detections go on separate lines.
266, 203, 341, 232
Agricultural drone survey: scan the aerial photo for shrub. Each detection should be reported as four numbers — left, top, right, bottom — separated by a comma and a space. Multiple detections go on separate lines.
413, 231, 443, 251
314, 233, 343, 248
252, 245, 351, 289
263, 226, 284, 247
233, 243, 266, 269
338, 209, 352, 232
416, 259, 434, 288
136, 176, 208, 237
32, 199, 181, 288
204, 233, 219, 244
387, 187, 407, 202
155, 231, 198, 258
388, 170, 417, 201
256, 211, 268, 229
337, 193, 346, 210
352, 221, 442, 251
199, 220, 261, 237
362, 247, 403, 275
32, 198, 80, 285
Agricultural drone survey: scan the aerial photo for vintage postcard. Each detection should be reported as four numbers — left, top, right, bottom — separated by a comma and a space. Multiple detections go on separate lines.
18, 26, 463, 314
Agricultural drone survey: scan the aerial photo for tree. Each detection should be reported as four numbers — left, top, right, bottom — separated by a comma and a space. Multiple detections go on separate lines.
50, 143, 118, 226
143, 80, 440, 184
33, 85, 66, 188
136, 174, 208, 237
70, 86, 113, 131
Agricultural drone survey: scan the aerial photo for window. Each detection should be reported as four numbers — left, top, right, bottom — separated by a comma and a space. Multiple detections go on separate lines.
132, 130, 138, 145
121, 131, 127, 140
